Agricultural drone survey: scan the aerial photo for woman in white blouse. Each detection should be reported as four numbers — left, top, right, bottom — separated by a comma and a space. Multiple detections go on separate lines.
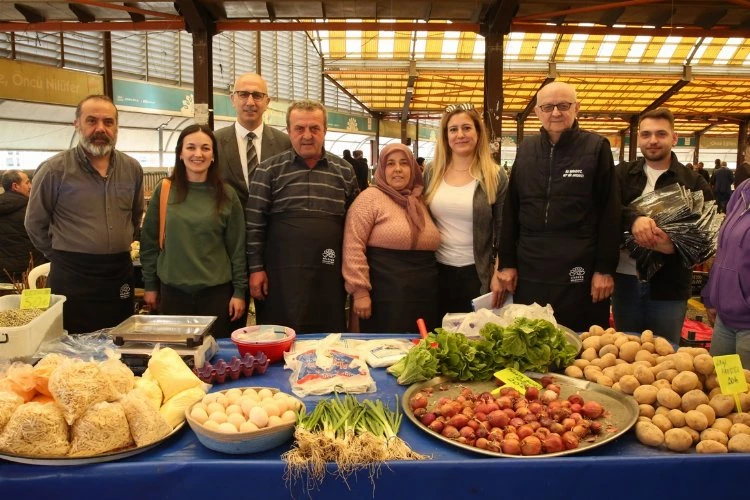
424, 103, 508, 321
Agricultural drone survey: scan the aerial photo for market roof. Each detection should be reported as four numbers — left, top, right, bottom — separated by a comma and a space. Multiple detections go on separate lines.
1, 1, 749, 136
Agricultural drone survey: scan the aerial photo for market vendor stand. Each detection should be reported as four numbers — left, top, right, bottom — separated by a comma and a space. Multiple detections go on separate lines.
1, 335, 747, 500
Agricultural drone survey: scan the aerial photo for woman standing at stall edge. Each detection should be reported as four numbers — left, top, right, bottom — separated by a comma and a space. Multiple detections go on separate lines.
140, 124, 247, 338
424, 104, 508, 319
702, 178, 750, 367
343, 143, 440, 333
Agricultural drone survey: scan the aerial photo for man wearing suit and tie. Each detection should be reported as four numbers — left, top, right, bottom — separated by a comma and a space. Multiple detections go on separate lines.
216, 72, 292, 209
216, 72, 291, 329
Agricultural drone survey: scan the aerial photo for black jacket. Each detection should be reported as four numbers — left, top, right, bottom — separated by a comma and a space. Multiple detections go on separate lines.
500, 121, 621, 284
616, 153, 713, 300
0, 190, 46, 282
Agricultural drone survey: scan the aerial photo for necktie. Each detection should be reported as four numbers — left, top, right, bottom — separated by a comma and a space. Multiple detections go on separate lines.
246, 131, 258, 188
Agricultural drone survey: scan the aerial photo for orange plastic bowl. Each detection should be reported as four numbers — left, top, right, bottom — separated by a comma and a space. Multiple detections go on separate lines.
231, 325, 296, 363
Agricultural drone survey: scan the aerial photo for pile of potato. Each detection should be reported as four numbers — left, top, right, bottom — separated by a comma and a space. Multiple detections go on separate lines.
564, 325, 750, 454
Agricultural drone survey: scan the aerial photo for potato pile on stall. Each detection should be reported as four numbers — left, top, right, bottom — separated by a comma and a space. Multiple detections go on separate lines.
0, 347, 205, 458
564, 325, 750, 453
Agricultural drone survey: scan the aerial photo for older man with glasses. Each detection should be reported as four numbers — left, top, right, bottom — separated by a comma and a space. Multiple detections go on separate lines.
497, 81, 621, 333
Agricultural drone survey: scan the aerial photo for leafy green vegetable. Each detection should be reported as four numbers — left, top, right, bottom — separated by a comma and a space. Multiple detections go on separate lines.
388, 317, 579, 385
386, 341, 439, 385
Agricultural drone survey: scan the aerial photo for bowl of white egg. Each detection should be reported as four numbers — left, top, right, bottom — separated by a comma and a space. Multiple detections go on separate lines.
185, 386, 302, 454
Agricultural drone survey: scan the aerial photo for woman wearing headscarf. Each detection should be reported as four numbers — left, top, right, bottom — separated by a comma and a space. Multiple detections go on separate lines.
343, 143, 440, 333
424, 104, 508, 319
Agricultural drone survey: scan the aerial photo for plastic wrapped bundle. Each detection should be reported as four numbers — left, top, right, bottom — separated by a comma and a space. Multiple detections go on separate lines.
0, 391, 23, 432
48, 359, 117, 425
0, 402, 69, 456
68, 401, 134, 457
624, 185, 719, 281
120, 389, 172, 447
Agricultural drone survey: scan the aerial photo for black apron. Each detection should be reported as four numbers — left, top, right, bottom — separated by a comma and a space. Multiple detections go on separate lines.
360, 247, 438, 334
514, 232, 608, 332
48, 250, 134, 334
255, 212, 346, 333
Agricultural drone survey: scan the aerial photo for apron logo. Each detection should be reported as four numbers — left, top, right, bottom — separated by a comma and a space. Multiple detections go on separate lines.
119, 283, 132, 299
322, 248, 336, 266
563, 169, 584, 178
569, 267, 585, 283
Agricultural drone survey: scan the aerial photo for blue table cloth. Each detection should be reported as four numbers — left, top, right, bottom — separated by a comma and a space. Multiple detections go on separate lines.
1, 335, 747, 500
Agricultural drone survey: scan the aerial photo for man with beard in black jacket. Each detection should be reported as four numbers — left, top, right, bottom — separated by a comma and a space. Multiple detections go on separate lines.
497, 82, 620, 332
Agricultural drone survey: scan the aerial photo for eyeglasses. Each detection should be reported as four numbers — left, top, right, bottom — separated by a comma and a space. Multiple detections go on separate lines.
445, 103, 475, 113
233, 90, 268, 101
537, 102, 574, 113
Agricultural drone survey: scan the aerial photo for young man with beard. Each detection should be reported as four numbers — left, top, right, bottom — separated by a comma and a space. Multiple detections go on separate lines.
25, 95, 144, 333
612, 107, 713, 343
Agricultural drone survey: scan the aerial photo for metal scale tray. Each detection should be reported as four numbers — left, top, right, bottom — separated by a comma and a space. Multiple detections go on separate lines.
109, 315, 217, 347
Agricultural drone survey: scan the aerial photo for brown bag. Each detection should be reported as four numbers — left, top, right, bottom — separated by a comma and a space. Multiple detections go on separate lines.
159, 179, 171, 251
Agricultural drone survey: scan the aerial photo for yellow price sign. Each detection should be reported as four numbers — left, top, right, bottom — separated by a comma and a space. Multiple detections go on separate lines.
714, 354, 748, 413
20, 288, 51, 310
491, 367, 542, 395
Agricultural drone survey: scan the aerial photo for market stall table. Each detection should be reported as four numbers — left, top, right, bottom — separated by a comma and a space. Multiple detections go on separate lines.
2, 335, 747, 500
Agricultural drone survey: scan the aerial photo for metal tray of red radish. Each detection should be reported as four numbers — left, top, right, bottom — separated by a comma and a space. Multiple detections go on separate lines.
402, 374, 638, 458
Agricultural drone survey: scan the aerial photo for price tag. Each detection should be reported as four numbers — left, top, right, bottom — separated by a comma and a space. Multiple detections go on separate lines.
20, 288, 52, 309
714, 354, 748, 413
491, 367, 542, 395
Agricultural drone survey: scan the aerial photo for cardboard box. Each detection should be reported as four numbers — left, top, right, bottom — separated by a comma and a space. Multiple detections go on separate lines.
0, 294, 66, 360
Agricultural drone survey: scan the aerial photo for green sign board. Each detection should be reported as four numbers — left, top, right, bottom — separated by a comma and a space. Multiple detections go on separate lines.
327, 111, 376, 134
113, 78, 233, 117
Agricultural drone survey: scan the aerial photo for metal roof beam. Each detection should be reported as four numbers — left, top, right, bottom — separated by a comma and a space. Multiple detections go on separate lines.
646, 6, 675, 28
71, 0, 182, 20
695, 9, 729, 30
217, 21, 481, 33
123, 3, 145, 23
598, 7, 624, 27
402, 61, 418, 121
511, 22, 750, 38
514, 0, 665, 22
68, 4, 95, 23
481, 0, 519, 36
322, 74, 372, 115
0, 20, 184, 31
175, 0, 215, 35
14, 3, 44, 23
644, 66, 693, 112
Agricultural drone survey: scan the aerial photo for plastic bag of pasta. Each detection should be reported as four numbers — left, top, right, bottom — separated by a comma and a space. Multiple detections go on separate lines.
0, 402, 69, 456
68, 401, 134, 457
0, 390, 23, 433
48, 359, 117, 425
120, 389, 172, 447
99, 356, 135, 397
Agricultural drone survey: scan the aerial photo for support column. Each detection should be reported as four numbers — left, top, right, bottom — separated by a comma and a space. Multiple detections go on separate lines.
192, 30, 213, 128
737, 120, 749, 167
628, 115, 639, 162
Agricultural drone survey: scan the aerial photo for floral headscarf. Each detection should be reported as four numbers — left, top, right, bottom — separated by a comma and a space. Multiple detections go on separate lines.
374, 143, 426, 248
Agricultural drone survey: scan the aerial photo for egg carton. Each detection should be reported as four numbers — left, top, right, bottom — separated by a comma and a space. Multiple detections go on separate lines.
193, 352, 270, 384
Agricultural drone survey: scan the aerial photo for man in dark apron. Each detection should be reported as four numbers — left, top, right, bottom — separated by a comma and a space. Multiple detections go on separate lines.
25, 95, 144, 334
246, 100, 360, 334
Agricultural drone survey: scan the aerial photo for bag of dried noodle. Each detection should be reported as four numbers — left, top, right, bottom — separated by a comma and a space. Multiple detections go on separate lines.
48, 359, 117, 425
68, 401, 134, 457
0, 390, 23, 433
99, 357, 135, 397
32, 353, 67, 397
0, 402, 69, 456
121, 389, 172, 447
